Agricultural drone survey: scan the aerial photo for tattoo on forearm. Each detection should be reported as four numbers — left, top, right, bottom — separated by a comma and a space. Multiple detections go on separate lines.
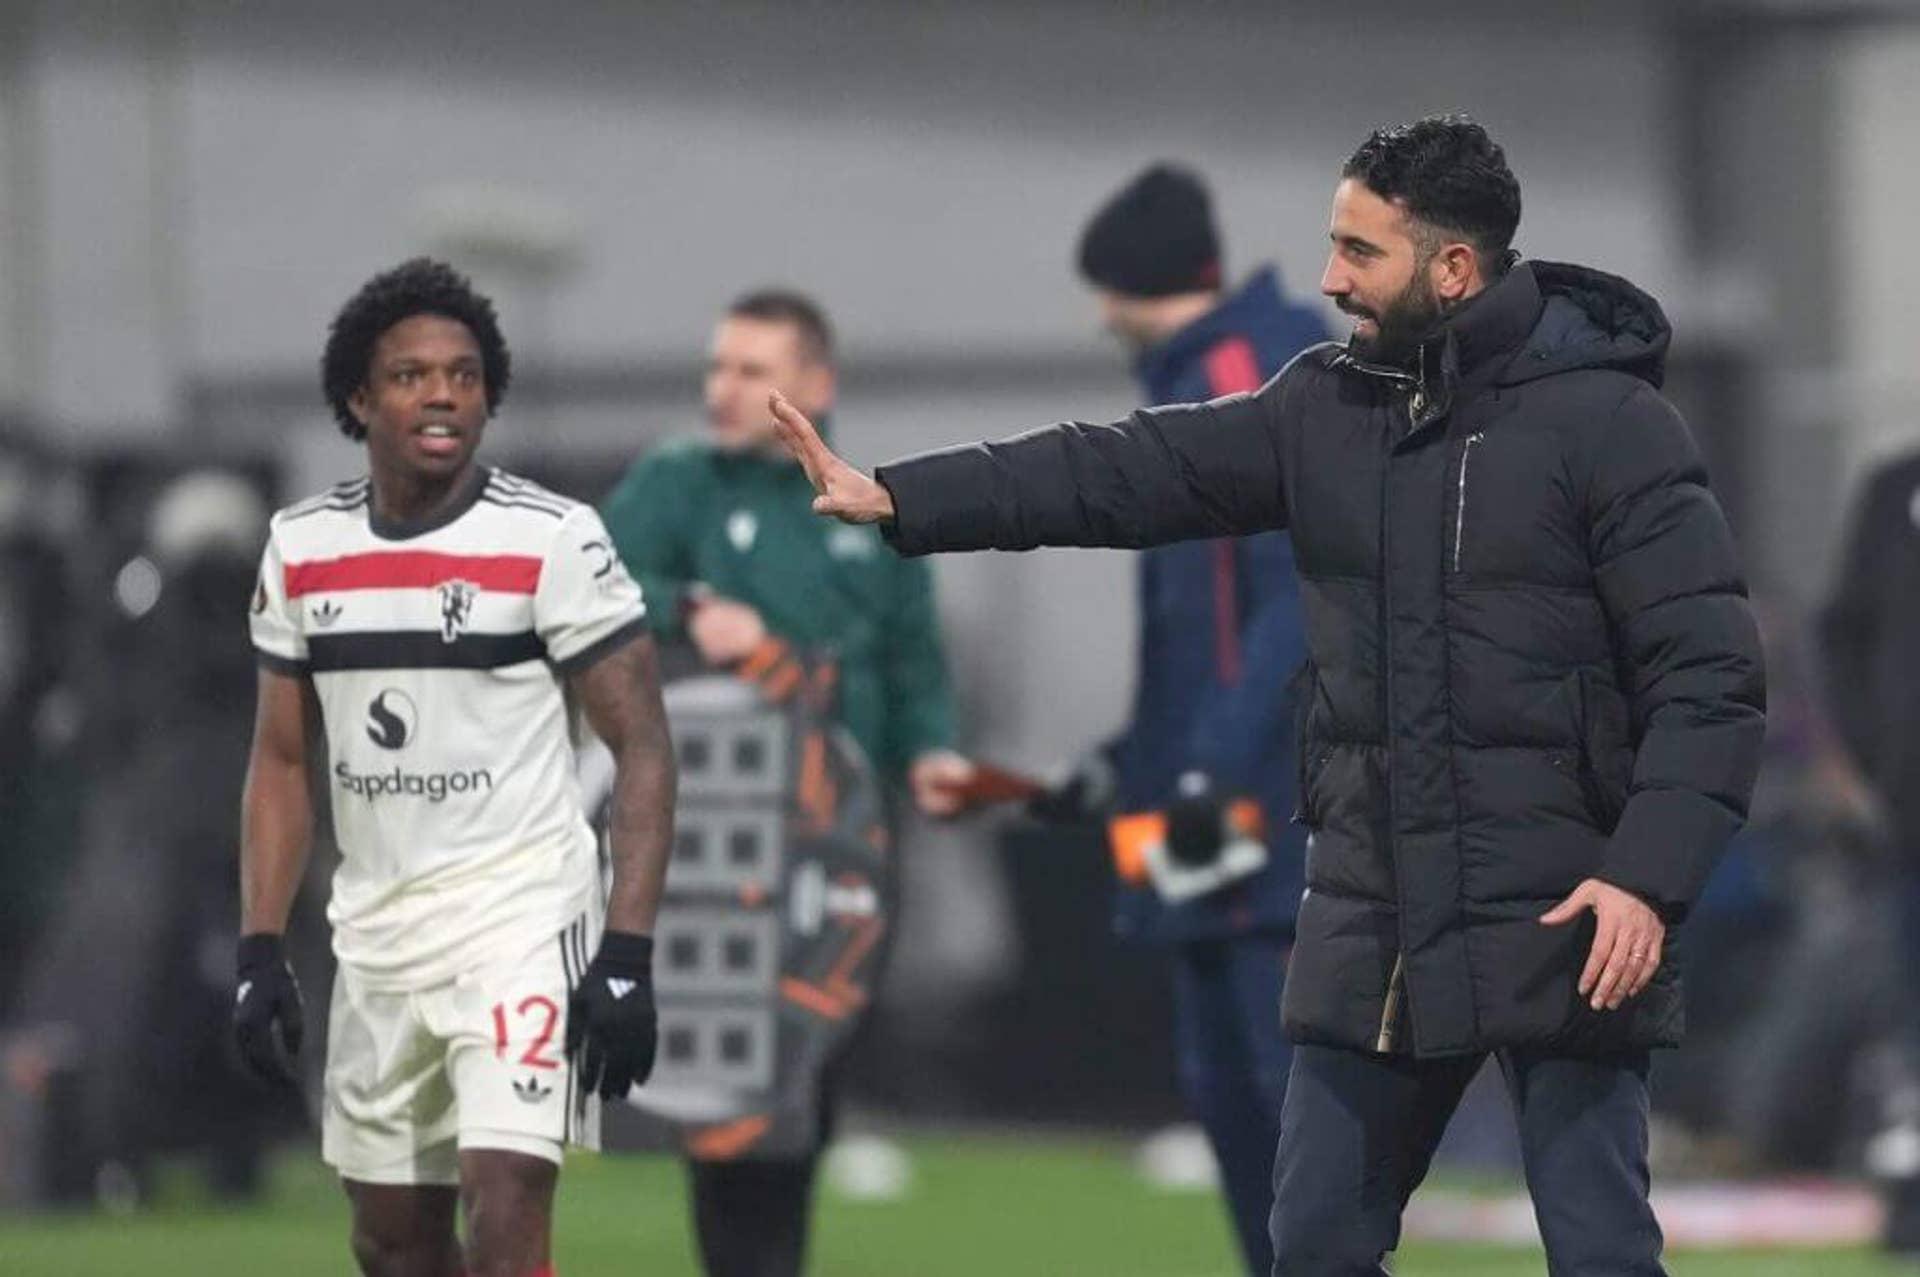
574, 636, 676, 933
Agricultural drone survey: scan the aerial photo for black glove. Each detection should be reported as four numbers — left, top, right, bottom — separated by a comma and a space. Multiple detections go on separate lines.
1028, 750, 1117, 825
1165, 772, 1228, 868
566, 929, 657, 1102
233, 932, 304, 1086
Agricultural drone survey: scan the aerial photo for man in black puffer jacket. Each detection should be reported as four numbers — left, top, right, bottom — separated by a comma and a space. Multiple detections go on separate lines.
768, 116, 1766, 1276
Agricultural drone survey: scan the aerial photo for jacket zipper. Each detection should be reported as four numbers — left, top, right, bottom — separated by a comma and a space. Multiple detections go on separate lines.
1341, 343, 1445, 1057
1376, 953, 1406, 1052
1451, 432, 1484, 573
1337, 350, 1419, 388
1375, 393, 1406, 1058
1335, 349, 1444, 436
1335, 353, 1421, 418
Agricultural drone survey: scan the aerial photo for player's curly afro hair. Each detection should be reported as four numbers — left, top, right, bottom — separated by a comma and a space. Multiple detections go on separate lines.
320, 257, 512, 440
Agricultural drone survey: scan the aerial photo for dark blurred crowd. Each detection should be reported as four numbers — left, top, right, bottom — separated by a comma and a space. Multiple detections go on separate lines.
0, 431, 315, 1208
1, 420, 1919, 1224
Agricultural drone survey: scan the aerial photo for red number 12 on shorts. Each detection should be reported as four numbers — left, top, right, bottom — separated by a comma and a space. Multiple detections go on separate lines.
492, 995, 562, 1070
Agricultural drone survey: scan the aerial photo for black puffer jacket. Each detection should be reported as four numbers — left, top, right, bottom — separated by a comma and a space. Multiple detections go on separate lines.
878, 261, 1765, 1057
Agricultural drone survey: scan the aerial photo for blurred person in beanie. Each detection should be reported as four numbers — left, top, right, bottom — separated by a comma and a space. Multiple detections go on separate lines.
1031, 161, 1326, 1275
768, 115, 1765, 1276
600, 288, 971, 1277
1820, 450, 1920, 1253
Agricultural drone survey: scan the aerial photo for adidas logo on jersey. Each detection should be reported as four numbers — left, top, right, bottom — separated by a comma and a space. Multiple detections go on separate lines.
513, 1075, 553, 1105
606, 978, 637, 1001
311, 599, 342, 628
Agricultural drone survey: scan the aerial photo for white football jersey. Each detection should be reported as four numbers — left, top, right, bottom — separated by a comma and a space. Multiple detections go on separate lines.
249, 467, 647, 991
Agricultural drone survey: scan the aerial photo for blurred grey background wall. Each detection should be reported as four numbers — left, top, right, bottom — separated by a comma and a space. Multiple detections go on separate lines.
0, 0, 1913, 768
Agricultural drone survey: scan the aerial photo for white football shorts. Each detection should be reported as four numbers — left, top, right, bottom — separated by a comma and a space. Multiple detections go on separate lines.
321, 912, 600, 1185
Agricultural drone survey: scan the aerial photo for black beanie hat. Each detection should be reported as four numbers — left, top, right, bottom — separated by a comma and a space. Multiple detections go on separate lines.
1076, 163, 1222, 298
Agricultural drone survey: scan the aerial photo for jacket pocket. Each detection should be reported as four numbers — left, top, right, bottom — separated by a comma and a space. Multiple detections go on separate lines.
1568, 669, 1629, 830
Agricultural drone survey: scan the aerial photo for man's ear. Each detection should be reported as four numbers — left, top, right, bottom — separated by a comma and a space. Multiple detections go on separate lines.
348, 386, 371, 431
1431, 241, 1482, 304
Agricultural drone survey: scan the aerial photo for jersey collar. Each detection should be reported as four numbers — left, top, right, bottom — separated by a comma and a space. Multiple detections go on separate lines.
368, 465, 488, 541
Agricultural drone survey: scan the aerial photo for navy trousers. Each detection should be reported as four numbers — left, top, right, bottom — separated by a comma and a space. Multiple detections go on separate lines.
1269, 1043, 1664, 1276
1170, 933, 1293, 1276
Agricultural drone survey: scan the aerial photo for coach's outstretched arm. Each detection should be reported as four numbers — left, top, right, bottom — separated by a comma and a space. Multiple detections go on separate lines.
769, 386, 1288, 553
234, 668, 318, 1086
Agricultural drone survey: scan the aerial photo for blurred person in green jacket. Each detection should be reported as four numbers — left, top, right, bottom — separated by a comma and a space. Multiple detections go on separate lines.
600, 288, 973, 1277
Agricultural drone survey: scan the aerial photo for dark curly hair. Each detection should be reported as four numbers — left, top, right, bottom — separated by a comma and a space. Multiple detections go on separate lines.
1343, 115, 1521, 278
320, 257, 511, 439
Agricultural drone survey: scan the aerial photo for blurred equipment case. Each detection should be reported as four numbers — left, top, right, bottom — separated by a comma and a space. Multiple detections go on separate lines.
583, 640, 893, 1160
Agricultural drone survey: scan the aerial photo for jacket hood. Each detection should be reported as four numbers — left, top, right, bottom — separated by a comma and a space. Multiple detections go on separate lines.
1500, 260, 1671, 389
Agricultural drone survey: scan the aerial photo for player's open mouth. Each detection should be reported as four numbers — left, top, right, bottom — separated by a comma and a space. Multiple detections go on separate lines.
414, 423, 463, 458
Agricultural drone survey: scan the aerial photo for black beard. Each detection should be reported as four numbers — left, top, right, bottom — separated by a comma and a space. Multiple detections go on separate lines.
1345, 274, 1443, 368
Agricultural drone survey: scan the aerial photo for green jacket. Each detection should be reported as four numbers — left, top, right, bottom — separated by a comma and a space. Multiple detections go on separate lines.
601, 435, 957, 780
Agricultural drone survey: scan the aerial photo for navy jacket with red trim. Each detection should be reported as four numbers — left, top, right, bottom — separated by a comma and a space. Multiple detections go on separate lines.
1110, 266, 1328, 943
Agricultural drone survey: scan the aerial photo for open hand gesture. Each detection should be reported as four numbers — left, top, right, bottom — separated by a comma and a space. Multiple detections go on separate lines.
768, 391, 896, 524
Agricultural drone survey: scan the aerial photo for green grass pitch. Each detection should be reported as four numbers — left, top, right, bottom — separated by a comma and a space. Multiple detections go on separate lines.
1, 1132, 1913, 1275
